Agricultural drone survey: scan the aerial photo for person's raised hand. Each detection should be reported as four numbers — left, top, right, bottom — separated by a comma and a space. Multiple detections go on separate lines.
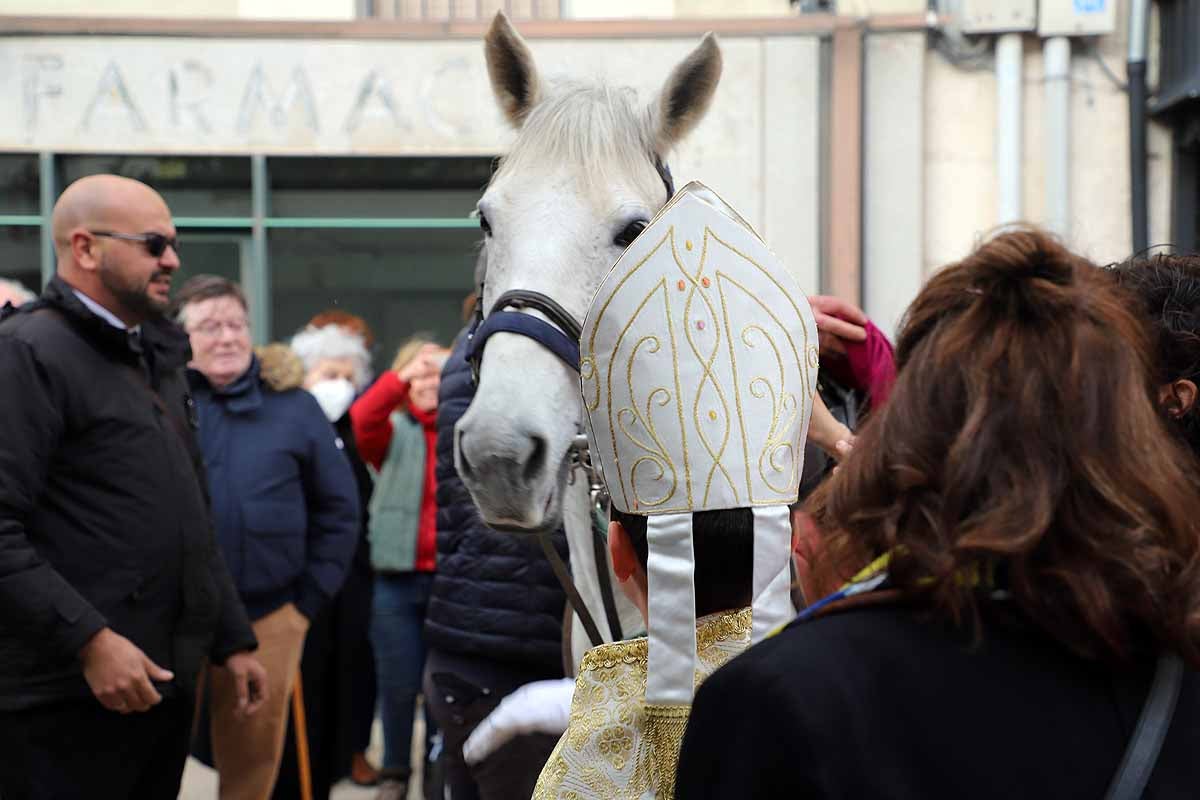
395, 343, 447, 383
219, 651, 269, 718
79, 627, 173, 714
396, 358, 429, 384
809, 295, 868, 347
808, 392, 853, 459
831, 436, 856, 475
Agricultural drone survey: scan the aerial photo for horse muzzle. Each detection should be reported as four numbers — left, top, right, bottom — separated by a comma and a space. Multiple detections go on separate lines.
454, 413, 566, 532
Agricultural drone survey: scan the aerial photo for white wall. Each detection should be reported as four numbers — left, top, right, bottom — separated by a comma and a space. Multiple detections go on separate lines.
921, 28, 1169, 277
0, 0, 238, 15
563, 0, 789, 18
563, 0, 675, 18
0, 0, 788, 19
675, 0, 791, 16
843, 0, 924, 13
238, 0, 355, 20
0, 0, 353, 18
863, 32, 924, 338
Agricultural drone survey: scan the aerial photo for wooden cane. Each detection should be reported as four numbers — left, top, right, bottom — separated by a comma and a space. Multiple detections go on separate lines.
291, 673, 314, 800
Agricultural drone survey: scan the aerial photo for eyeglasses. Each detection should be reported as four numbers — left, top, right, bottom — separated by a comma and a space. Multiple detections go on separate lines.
190, 319, 249, 338
91, 231, 180, 258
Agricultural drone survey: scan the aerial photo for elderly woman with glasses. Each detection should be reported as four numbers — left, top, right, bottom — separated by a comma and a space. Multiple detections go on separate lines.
174, 275, 361, 800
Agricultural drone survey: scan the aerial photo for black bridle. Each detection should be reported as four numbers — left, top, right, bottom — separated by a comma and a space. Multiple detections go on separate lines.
462, 155, 675, 648
466, 289, 582, 383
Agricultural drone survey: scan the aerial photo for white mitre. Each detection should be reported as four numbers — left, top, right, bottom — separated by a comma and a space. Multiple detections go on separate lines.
579, 180, 819, 770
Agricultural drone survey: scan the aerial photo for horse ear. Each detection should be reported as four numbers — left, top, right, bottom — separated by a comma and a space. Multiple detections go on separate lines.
485, 11, 542, 128
652, 33, 723, 154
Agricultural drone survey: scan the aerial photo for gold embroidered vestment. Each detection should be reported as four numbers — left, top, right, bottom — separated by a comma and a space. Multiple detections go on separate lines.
532, 608, 752, 800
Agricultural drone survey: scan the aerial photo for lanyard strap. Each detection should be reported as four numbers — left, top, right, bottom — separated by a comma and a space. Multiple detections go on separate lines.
1104, 653, 1185, 800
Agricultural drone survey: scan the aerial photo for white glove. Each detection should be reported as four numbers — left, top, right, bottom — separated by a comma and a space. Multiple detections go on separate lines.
462, 678, 575, 765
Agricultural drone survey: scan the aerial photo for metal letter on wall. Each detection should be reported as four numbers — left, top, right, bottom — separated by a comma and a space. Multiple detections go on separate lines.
344, 69, 411, 133
23, 54, 62, 136
80, 61, 148, 133
170, 60, 215, 134
237, 64, 320, 134
418, 58, 473, 139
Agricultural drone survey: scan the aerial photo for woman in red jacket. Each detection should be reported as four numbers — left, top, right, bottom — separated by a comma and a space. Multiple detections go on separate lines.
351, 337, 448, 800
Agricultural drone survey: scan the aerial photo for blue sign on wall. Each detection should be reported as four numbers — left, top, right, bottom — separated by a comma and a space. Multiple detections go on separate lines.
1074, 0, 1105, 12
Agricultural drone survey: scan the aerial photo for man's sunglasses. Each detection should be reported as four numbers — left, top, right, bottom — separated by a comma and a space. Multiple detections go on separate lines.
91, 231, 180, 258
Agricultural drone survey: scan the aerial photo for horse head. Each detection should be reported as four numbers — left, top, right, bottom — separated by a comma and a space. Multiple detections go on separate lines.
456, 13, 723, 533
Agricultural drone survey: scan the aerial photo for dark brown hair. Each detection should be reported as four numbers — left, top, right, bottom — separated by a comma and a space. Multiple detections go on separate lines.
811, 228, 1200, 666
611, 507, 754, 618
171, 275, 247, 325
1110, 254, 1200, 455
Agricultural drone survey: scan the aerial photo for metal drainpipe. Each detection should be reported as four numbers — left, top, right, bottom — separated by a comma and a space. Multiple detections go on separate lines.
996, 33, 1024, 223
1044, 36, 1072, 238
1128, 0, 1150, 255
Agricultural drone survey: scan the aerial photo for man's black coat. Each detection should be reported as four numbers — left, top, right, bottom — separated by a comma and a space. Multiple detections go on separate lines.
0, 277, 255, 710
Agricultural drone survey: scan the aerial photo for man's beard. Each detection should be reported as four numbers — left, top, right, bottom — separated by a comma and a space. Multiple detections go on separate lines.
99, 256, 168, 319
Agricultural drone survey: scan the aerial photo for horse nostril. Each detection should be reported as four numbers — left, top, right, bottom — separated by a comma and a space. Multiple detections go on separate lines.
523, 435, 547, 484
456, 429, 476, 479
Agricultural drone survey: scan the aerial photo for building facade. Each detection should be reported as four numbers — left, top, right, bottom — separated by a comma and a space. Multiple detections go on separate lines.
0, 0, 1164, 353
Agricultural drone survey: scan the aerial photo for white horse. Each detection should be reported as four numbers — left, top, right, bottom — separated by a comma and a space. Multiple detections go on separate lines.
455, 13, 724, 667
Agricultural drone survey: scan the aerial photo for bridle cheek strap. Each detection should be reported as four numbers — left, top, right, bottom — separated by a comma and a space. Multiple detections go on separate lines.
466, 309, 581, 374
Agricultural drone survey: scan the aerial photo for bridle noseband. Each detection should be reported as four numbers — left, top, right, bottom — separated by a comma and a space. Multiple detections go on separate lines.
461, 155, 675, 647
465, 289, 582, 382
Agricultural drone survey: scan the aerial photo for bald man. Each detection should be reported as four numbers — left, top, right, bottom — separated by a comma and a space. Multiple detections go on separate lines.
0, 175, 266, 799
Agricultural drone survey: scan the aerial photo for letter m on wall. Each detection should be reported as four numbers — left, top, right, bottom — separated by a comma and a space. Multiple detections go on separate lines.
237, 64, 319, 135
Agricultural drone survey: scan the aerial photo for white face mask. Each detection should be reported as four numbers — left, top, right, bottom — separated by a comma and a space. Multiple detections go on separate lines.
309, 378, 356, 422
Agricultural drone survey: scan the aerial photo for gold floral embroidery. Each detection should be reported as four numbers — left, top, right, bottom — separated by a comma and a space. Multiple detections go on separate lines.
597, 727, 634, 770
533, 608, 752, 799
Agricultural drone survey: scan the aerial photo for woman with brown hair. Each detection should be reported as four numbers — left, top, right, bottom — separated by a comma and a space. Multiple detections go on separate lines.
675, 229, 1200, 798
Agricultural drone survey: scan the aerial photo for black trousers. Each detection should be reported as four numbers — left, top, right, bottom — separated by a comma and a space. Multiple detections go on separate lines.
0, 694, 193, 800
423, 648, 561, 800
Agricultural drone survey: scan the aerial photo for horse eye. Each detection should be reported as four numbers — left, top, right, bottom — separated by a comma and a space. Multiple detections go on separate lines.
479, 213, 493, 237
614, 220, 647, 248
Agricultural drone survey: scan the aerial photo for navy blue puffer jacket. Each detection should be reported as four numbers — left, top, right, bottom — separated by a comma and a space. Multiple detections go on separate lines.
189, 357, 360, 622
424, 329, 568, 673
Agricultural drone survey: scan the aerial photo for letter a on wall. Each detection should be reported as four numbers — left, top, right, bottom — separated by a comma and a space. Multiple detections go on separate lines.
80, 62, 147, 133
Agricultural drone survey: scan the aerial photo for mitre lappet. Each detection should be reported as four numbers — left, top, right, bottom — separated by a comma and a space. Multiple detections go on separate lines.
568, 180, 819, 797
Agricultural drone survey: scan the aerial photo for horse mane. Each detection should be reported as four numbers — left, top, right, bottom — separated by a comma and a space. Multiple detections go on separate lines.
492, 80, 661, 199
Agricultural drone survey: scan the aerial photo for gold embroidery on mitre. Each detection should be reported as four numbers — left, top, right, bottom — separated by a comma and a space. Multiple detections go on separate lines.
676, 228, 736, 508
583, 192, 814, 515
589, 229, 674, 513
608, 278, 685, 512
580, 356, 601, 414
713, 252, 805, 503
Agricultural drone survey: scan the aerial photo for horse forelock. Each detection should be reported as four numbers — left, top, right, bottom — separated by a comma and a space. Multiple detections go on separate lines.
490, 80, 661, 201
